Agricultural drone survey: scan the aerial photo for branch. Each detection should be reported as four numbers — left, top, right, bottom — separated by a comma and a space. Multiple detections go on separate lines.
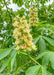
4, 0, 12, 24
41, 0, 46, 13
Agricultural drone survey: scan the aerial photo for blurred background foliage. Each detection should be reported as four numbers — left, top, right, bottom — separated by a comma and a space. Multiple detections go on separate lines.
0, 0, 54, 75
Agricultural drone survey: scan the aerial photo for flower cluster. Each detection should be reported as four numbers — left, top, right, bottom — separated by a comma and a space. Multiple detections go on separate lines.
29, 6, 39, 26
13, 16, 36, 51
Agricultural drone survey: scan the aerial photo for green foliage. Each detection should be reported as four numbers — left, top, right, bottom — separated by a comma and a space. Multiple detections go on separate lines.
26, 65, 41, 75
43, 36, 54, 46
39, 37, 46, 52
13, 0, 23, 7
26, 64, 52, 75
0, 0, 54, 75
36, 51, 54, 69
0, 47, 13, 60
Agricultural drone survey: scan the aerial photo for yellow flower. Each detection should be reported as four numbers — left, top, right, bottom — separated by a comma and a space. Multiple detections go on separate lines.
22, 16, 25, 19
32, 45, 36, 50
29, 6, 39, 26
13, 18, 17, 21
27, 47, 31, 51
13, 15, 37, 51
16, 46, 20, 50
23, 29, 30, 33
29, 46, 32, 49
28, 41, 32, 44
15, 39, 20, 45
21, 24, 24, 26
28, 34, 32, 38
24, 36, 27, 41
24, 20, 27, 25
13, 21, 18, 27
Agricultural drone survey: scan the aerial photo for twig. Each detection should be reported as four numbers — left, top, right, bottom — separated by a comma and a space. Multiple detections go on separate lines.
4, 0, 12, 24
41, 0, 46, 13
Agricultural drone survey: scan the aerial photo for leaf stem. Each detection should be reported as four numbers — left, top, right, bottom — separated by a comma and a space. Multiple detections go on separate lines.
27, 52, 43, 68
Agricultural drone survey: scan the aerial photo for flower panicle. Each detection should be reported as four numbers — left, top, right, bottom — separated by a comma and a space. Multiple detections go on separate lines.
13, 16, 37, 51
29, 6, 39, 26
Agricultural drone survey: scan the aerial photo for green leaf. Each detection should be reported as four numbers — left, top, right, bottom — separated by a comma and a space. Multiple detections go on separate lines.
25, 1, 30, 9
13, 0, 17, 3
49, 52, 54, 69
17, 0, 23, 7
42, 53, 50, 69
34, 37, 40, 44
0, 57, 12, 72
11, 50, 17, 71
25, 65, 52, 75
42, 67, 48, 75
36, 52, 48, 60
43, 37, 54, 46
0, 47, 13, 60
25, 65, 40, 75
39, 37, 46, 53
38, 51, 54, 69
0, 49, 16, 72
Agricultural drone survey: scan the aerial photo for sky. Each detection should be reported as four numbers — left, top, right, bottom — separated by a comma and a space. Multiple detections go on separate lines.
3, 0, 54, 11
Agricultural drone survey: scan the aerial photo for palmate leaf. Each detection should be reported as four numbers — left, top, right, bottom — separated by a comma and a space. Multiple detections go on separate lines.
25, 65, 41, 75
43, 36, 54, 46
25, 65, 52, 75
36, 52, 49, 60
0, 49, 17, 73
42, 52, 54, 69
7, 49, 17, 71
0, 57, 12, 73
39, 37, 46, 53
0, 46, 14, 60
36, 51, 54, 69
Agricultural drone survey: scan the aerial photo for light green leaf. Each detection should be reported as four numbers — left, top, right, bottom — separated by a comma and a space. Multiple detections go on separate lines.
25, 65, 40, 75
11, 50, 17, 71
39, 37, 46, 53
34, 37, 40, 44
43, 37, 54, 46
38, 51, 54, 69
36, 52, 49, 60
42, 67, 47, 75
0, 49, 16, 72
0, 47, 13, 60
0, 57, 12, 73
49, 52, 54, 69
42, 53, 50, 69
